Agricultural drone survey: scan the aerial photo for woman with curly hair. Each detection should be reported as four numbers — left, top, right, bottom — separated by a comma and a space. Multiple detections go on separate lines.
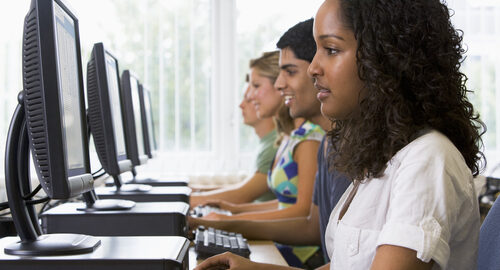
309, 0, 485, 269
194, 0, 485, 269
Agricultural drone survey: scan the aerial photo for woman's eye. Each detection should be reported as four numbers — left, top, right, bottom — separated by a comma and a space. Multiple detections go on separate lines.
326, 47, 339, 55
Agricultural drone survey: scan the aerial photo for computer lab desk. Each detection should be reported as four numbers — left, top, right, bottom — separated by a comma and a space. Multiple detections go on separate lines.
189, 240, 288, 269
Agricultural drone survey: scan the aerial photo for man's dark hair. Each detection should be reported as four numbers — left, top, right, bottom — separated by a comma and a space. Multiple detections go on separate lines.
276, 18, 316, 63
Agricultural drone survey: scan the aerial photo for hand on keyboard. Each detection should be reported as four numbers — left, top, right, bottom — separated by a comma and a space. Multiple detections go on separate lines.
203, 199, 241, 213
194, 226, 250, 259
194, 251, 258, 270
191, 205, 232, 218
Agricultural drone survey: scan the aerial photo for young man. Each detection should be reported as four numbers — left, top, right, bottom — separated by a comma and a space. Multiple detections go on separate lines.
191, 19, 351, 269
189, 76, 278, 207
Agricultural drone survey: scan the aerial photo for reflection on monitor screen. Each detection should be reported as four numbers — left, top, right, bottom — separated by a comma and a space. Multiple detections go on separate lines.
53, 2, 85, 171
144, 89, 156, 151
105, 53, 127, 157
130, 77, 145, 156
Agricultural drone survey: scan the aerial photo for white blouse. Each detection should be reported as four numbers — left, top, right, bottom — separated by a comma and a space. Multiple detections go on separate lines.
325, 130, 480, 270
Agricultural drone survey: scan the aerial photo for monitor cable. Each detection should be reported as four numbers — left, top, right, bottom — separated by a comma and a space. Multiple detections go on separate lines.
92, 170, 107, 179
0, 183, 45, 212
92, 167, 104, 176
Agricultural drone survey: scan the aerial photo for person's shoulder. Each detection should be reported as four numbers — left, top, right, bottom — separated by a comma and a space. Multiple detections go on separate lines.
291, 120, 325, 140
392, 129, 467, 171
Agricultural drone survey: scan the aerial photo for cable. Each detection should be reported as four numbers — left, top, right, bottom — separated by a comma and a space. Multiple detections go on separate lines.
25, 196, 50, 205
39, 198, 71, 215
93, 171, 107, 179
0, 202, 9, 212
22, 184, 42, 200
39, 199, 52, 215
92, 167, 104, 175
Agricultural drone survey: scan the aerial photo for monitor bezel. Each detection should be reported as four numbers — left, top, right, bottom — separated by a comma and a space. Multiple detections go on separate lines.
87, 42, 132, 176
145, 86, 157, 153
138, 84, 153, 158
120, 70, 148, 166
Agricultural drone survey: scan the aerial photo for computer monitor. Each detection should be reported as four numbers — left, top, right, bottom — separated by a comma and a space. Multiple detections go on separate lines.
121, 70, 149, 166
107, 78, 189, 187
139, 84, 157, 158
3, 0, 100, 255
87, 43, 132, 177
86, 43, 151, 194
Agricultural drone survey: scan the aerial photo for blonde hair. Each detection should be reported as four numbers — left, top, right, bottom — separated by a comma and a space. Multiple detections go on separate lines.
249, 51, 280, 84
249, 51, 294, 145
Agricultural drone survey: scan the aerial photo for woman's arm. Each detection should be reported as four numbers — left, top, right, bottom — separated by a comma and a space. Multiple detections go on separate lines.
212, 140, 319, 221
194, 251, 302, 270
190, 171, 270, 207
191, 203, 322, 246
220, 199, 279, 213
370, 245, 434, 270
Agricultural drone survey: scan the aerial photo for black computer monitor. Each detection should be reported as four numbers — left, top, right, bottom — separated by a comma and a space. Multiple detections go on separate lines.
111, 78, 189, 187
139, 84, 157, 158
3, 0, 100, 256
86, 43, 151, 194
121, 70, 149, 166
87, 43, 132, 178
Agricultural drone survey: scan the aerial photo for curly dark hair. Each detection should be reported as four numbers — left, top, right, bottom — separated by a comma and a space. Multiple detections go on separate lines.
276, 18, 316, 62
328, 0, 486, 180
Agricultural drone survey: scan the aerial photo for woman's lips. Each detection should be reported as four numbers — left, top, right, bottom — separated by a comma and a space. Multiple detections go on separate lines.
317, 89, 331, 101
315, 83, 331, 101
283, 94, 295, 106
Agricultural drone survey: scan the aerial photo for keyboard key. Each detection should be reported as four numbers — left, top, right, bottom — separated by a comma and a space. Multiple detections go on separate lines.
194, 226, 251, 259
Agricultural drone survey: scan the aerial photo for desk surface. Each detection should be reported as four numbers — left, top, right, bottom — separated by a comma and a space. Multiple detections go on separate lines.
189, 240, 288, 269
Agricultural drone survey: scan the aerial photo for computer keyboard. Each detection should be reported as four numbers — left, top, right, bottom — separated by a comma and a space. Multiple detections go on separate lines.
191, 205, 232, 217
194, 226, 250, 259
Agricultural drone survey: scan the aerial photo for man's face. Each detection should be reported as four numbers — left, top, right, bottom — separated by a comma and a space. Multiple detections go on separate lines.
274, 48, 321, 119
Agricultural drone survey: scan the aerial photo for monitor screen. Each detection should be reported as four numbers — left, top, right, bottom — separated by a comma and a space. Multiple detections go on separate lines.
53, 1, 85, 171
143, 88, 157, 151
105, 53, 127, 157
130, 77, 146, 156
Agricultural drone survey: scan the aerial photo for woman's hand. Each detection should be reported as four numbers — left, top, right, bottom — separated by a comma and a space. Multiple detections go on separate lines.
194, 252, 260, 270
204, 199, 242, 214
202, 212, 229, 221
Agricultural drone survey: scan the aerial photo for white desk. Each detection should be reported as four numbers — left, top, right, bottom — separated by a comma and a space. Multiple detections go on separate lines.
189, 240, 288, 269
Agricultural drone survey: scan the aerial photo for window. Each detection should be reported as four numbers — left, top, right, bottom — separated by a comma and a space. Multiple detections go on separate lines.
449, 0, 500, 174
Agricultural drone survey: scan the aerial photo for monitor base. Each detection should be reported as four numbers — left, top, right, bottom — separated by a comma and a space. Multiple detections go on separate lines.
105, 175, 189, 187
76, 199, 136, 211
117, 184, 152, 192
94, 186, 191, 203
4, 233, 100, 256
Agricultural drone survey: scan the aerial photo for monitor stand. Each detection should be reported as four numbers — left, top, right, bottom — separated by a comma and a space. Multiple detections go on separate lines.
105, 169, 189, 187
77, 190, 136, 211
4, 95, 100, 256
96, 170, 191, 203
119, 183, 153, 192
110, 174, 153, 193
94, 185, 191, 203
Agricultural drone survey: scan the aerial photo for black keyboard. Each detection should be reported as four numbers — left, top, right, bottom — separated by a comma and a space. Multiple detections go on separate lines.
191, 205, 232, 217
194, 226, 250, 259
